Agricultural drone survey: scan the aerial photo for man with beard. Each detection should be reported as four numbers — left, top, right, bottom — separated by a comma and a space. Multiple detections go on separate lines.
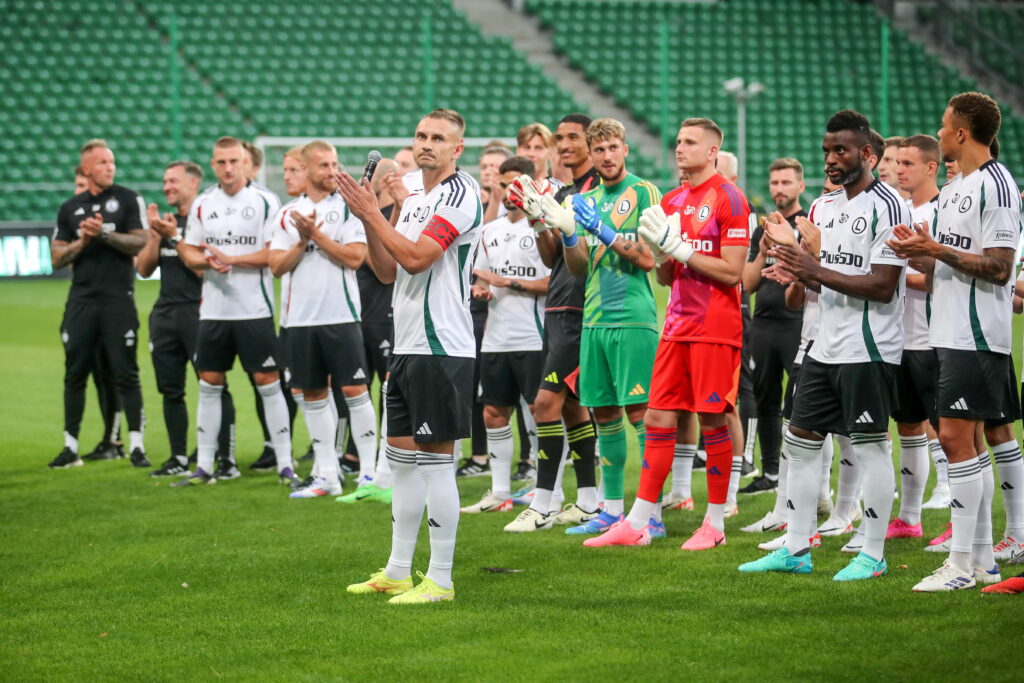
739, 109, 909, 581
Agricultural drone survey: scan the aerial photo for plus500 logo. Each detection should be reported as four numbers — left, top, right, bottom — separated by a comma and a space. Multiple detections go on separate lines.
937, 232, 973, 250
207, 234, 259, 246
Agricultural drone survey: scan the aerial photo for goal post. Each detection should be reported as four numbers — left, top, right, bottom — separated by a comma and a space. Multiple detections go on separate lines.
254, 136, 514, 199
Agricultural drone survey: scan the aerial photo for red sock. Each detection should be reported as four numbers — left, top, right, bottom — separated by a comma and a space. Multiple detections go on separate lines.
703, 426, 732, 504
636, 426, 677, 502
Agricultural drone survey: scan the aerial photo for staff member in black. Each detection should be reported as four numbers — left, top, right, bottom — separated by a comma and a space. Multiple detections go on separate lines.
739, 158, 806, 494
49, 139, 149, 469
138, 161, 237, 477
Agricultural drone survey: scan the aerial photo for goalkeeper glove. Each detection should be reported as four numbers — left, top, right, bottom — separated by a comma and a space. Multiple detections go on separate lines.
540, 195, 578, 245
638, 205, 693, 264
507, 174, 549, 233
572, 195, 618, 247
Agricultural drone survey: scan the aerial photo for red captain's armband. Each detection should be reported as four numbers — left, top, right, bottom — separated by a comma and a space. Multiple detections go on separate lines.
422, 215, 460, 250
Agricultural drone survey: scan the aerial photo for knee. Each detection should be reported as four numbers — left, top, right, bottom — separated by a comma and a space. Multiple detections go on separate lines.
483, 405, 509, 428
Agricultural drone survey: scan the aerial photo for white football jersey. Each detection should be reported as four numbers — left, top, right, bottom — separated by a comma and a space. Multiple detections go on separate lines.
185, 182, 281, 321
903, 197, 939, 351
270, 192, 366, 327
806, 181, 910, 365
930, 161, 1022, 355
475, 215, 551, 352
275, 197, 301, 328
392, 169, 483, 357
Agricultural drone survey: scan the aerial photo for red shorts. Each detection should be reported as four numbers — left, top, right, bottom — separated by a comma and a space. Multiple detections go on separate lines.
648, 341, 740, 414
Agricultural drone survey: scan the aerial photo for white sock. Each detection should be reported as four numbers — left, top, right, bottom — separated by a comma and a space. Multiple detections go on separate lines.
852, 433, 895, 560
552, 445, 568, 504
345, 392, 378, 480
64, 431, 79, 453
928, 438, 950, 495
374, 382, 392, 488
196, 380, 223, 474
728, 455, 743, 505
486, 425, 514, 499
531, 488, 553, 515
947, 458, 983, 572
835, 435, 862, 520
605, 498, 624, 516
991, 440, 1024, 538
706, 503, 726, 532
129, 430, 144, 453
384, 446, 422, 581
301, 397, 340, 483
897, 433, 929, 525
257, 380, 292, 473
419, 449, 459, 589
973, 453, 996, 569
577, 486, 598, 512
771, 444, 790, 519
783, 432, 824, 553
819, 435, 834, 501
671, 443, 696, 498
627, 498, 658, 530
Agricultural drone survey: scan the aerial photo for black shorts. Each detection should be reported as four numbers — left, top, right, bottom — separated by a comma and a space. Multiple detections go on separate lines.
149, 303, 199, 394
936, 348, 1019, 427
539, 310, 582, 395
195, 318, 281, 374
479, 350, 545, 406
893, 349, 939, 427
362, 322, 394, 382
286, 323, 370, 390
387, 354, 474, 443
789, 358, 897, 436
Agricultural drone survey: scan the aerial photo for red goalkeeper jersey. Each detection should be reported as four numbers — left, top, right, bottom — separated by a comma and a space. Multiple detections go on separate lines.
660, 173, 751, 347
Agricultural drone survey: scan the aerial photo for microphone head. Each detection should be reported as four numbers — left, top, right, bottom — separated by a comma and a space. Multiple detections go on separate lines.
367, 150, 382, 163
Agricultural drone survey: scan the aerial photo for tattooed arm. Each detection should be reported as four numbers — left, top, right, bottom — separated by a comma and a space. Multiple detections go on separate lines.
608, 237, 655, 271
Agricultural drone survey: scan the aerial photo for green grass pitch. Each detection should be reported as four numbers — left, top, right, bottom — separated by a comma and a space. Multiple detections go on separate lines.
2, 279, 1023, 681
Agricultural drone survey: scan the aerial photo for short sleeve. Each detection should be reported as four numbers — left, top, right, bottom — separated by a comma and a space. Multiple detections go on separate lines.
981, 175, 1021, 249
184, 199, 205, 247
718, 185, 750, 248
422, 182, 480, 251
121, 191, 145, 232
260, 192, 282, 245
870, 201, 909, 267
269, 206, 298, 251
53, 203, 76, 242
339, 208, 366, 245
747, 225, 765, 262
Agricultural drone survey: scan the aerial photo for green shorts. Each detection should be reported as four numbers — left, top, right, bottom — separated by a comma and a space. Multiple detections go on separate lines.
579, 326, 658, 408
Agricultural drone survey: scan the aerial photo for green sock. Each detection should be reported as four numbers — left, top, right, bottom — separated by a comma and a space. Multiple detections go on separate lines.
597, 419, 627, 501
631, 419, 646, 458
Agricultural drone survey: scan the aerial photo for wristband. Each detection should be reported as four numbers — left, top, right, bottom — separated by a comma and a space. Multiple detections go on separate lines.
561, 232, 578, 248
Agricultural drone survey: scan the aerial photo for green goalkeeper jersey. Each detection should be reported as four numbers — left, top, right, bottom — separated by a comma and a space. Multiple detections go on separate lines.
576, 172, 660, 330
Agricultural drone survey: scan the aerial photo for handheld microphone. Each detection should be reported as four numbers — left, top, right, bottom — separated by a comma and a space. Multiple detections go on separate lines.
363, 150, 382, 183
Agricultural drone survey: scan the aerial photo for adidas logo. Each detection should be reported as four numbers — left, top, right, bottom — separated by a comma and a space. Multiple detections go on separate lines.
900, 467, 913, 475
950, 498, 965, 509
1002, 481, 1015, 491
642, 458, 650, 470
627, 383, 646, 396
208, 211, 219, 220
707, 466, 722, 476
544, 371, 558, 383
262, 356, 275, 367
427, 518, 441, 528
311, 438, 321, 444
416, 423, 433, 436
74, 207, 86, 215
569, 450, 580, 460
854, 411, 873, 424
840, 458, 854, 467
949, 397, 968, 411
786, 500, 795, 510
353, 368, 366, 380
705, 392, 722, 404
276, 427, 289, 435
864, 507, 878, 519
537, 449, 549, 461
197, 426, 205, 433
